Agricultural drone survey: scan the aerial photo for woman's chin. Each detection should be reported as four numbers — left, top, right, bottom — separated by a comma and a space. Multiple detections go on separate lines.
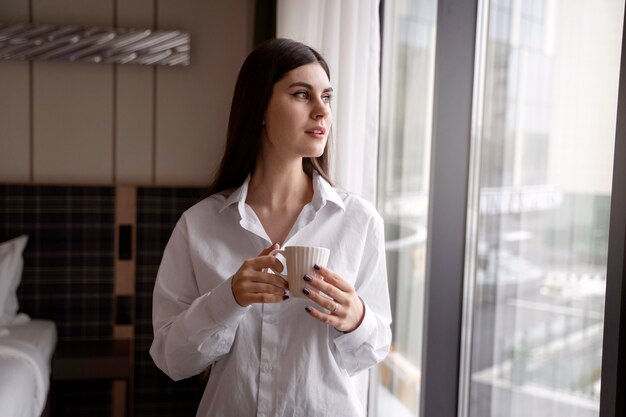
306, 144, 327, 158
306, 151, 325, 159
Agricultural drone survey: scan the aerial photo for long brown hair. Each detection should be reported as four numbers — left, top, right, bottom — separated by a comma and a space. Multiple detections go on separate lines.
206, 38, 333, 197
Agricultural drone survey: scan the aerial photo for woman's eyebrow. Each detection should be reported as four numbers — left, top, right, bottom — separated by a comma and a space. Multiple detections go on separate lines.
288, 81, 333, 93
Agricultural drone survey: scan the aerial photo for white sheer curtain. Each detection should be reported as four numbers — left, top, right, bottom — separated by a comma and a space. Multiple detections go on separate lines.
277, 0, 381, 203
277, 2, 381, 412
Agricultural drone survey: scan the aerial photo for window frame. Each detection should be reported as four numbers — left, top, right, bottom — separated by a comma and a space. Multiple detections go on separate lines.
419, 1, 479, 417
599, 9, 626, 417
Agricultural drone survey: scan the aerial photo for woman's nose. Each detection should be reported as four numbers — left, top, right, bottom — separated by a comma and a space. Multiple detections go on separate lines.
312, 101, 330, 119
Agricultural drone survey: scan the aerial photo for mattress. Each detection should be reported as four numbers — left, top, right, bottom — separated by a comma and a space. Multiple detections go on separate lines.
0, 318, 57, 417
3, 319, 57, 362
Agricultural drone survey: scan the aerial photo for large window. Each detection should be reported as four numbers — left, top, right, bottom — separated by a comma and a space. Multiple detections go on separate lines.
461, 1, 624, 417
373, 1, 624, 417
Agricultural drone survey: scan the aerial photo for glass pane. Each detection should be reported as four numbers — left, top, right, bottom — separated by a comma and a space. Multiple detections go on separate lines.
463, 1, 624, 417
371, 0, 437, 416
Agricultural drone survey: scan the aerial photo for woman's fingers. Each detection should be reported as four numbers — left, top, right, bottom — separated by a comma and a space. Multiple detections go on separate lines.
255, 271, 288, 290
302, 285, 337, 311
235, 270, 288, 291
304, 305, 340, 327
245, 271, 289, 292
301, 266, 365, 332
246, 255, 284, 273
245, 282, 285, 297
239, 292, 287, 305
304, 295, 364, 333
258, 243, 280, 256
232, 275, 287, 306
304, 272, 350, 304
312, 265, 352, 292
231, 246, 289, 307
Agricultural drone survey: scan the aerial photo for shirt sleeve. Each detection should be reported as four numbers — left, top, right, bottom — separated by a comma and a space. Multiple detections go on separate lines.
149, 214, 250, 381
332, 214, 393, 376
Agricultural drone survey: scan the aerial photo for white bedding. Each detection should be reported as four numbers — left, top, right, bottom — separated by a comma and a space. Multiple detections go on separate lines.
0, 318, 57, 417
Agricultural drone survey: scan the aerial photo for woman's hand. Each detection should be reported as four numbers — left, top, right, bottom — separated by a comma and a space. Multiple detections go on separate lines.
231, 243, 289, 307
302, 265, 365, 333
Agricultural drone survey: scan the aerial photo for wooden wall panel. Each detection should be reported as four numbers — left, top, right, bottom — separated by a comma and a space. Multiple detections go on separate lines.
0, 62, 31, 182
0, 2, 29, 21
32, 0, 113, 26
115, 65, 155, 184
33, 61, 114, 183
31, 0, 114, 184
155, 0, 254, 185
115, 0, 155, 185
0, 4, 31, 182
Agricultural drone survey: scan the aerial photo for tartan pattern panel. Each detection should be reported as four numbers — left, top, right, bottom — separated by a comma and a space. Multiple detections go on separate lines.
0, 185, 115, 341
135, 187, 206, 417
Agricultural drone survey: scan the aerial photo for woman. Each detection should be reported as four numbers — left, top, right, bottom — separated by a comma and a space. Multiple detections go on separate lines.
150, 38, 391, 417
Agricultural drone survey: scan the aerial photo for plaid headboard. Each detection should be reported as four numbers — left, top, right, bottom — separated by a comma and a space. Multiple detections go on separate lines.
0, 185, 115, 340
135, 186, 205, 416
0, 184, 206, 417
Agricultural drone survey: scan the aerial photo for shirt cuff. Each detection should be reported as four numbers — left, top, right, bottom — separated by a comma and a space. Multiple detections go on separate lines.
190, 276, 250, 329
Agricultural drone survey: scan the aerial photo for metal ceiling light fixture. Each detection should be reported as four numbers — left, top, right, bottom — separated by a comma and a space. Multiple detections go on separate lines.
0, 22, 190, 66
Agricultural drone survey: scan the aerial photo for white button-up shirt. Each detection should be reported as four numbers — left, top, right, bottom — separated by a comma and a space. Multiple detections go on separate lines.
150, 172, 392, 417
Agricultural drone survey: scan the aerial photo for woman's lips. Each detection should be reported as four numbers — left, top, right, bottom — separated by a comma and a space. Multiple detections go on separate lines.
305, 126, 326, 139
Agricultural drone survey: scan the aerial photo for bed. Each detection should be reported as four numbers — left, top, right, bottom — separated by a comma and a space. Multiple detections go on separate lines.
0, 235, 57, 417
0, 317, 57, 417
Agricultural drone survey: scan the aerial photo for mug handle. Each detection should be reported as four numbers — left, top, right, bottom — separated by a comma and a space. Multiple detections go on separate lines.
268, 248, 287, 279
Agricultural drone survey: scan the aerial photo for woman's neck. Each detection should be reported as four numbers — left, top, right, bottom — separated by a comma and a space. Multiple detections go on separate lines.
247, 158, 313, 210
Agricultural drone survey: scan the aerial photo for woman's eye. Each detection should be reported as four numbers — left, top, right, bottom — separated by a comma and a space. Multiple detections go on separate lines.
322, 95, 332, 103
294, 91, 309, 99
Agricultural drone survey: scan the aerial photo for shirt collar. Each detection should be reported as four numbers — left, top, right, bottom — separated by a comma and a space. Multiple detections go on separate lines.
218, 174, 251, 214
311, 171, 346, 212
218, 171, 345, 214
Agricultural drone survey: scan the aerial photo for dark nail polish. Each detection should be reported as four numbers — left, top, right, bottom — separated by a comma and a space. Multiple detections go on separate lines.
305, 306, 312, 313
283, 294, 290, 300
303, 274, 312, 282
313, 264, 321, 270
302, 288, 310, 295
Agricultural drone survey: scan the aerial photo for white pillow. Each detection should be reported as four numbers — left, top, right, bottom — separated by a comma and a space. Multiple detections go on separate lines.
0, 235, 28, 326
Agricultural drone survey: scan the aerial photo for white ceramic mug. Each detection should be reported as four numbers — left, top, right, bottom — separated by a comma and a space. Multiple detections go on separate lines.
269, 246, 330, 299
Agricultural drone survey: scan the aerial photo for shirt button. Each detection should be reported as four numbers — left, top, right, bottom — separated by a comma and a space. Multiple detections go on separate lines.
266, 316, 277, 324
262, 363, 273, 372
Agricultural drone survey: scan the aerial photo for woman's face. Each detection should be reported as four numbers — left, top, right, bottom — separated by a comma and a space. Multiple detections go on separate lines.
262, 62, 333, 161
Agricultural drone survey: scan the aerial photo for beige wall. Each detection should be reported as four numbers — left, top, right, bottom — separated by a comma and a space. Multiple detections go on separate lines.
0, 0, 255, 186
